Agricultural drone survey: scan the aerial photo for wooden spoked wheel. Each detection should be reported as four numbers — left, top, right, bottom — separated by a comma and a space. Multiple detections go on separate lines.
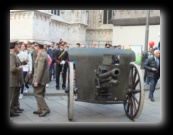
67, 62, 74, 121
123, 62, 145, 120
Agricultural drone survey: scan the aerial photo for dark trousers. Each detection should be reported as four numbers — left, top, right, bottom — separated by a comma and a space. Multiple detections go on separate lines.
56, 64, 68, 87
21, 71, 29, 94
147, 77, 158, 98
141, 60, 145, 69
144, 69, 147, 83
49, 62, 55, 81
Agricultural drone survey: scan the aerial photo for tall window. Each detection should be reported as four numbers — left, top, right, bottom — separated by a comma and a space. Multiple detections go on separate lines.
103, 10, 112, 24
51, 10, 60, 16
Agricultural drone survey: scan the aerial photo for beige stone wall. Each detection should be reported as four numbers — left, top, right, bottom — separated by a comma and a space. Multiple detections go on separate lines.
68, 23, 87, 46
10, 10, 88, 45
86, 10, 114, 44
32, 11, 52, 42
10, 10, 53, 43
86, 29, 112, 41
60, 10, 88, 25
10, 11, 34, 41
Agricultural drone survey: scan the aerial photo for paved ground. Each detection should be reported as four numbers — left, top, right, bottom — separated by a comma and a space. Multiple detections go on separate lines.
10, 89, 161, 124
10, 69, 161, 125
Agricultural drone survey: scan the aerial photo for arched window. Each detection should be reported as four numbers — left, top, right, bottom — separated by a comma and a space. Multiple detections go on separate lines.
103, 10, 112, 24
51, 10, 60, 16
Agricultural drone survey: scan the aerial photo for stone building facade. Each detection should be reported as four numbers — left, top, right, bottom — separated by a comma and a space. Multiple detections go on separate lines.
10, 10, 160, 48
10, 10, 88, 47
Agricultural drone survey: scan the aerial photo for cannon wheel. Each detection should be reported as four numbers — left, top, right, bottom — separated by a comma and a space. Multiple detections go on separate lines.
67, 62, 74, 121
123, 62, 145, 120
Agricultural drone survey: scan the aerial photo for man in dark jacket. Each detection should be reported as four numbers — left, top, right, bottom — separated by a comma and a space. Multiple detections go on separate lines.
142, 47, 154, 84
144, 50, 160, 101
47, 42, 56, 81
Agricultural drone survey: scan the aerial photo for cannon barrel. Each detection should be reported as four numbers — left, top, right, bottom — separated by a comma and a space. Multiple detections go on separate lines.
98, 68, 120, 79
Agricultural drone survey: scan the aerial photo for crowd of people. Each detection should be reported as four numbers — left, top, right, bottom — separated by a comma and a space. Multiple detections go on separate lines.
9, 39, 85, 118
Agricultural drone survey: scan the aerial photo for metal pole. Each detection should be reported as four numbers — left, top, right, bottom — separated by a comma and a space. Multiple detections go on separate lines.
144, 10, 150, 52
107, 10, 108, 24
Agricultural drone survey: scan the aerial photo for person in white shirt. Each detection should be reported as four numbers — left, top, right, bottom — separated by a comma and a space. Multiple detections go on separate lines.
17, 43, 32, 99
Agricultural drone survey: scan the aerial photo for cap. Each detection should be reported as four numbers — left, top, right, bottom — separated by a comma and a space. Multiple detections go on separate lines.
17, 41, 23, 44
10, 40, 18, 49
59, 42, 65, 46
26, 41, 32, 44
34, 41, 44, 46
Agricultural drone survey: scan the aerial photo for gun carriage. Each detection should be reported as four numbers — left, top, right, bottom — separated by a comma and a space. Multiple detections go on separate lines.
66, 48, 144, 121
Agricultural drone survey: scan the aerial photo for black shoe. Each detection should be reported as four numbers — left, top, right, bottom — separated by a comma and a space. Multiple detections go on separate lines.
65, 87, 69, 93
10, 120, 13, 123
18, 108, 24, 111
15, 110, 22, 113
74, 88, 78, 94
56, 86, 60, 90
33, 111, 41, 114
39, 111, 50, 117
62, 86, 66, 90
150, 97, 154, 102
65, 88, 78, 94
10, 113, 20, 117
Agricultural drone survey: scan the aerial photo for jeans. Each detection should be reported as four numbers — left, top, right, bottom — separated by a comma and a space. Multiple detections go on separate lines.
147, 77, 158, 98
21, 71, 29, 94
49, 62, 55, 81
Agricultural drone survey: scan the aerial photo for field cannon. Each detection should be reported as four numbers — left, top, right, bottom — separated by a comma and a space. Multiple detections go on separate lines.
66, 48, 145, 121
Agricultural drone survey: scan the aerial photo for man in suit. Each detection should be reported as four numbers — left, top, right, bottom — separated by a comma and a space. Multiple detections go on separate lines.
54, 42, 69, 90
143, 47, 154, 84
32, 41, 50, 117
144, 50, 160, 101
10, 40, 23, 117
